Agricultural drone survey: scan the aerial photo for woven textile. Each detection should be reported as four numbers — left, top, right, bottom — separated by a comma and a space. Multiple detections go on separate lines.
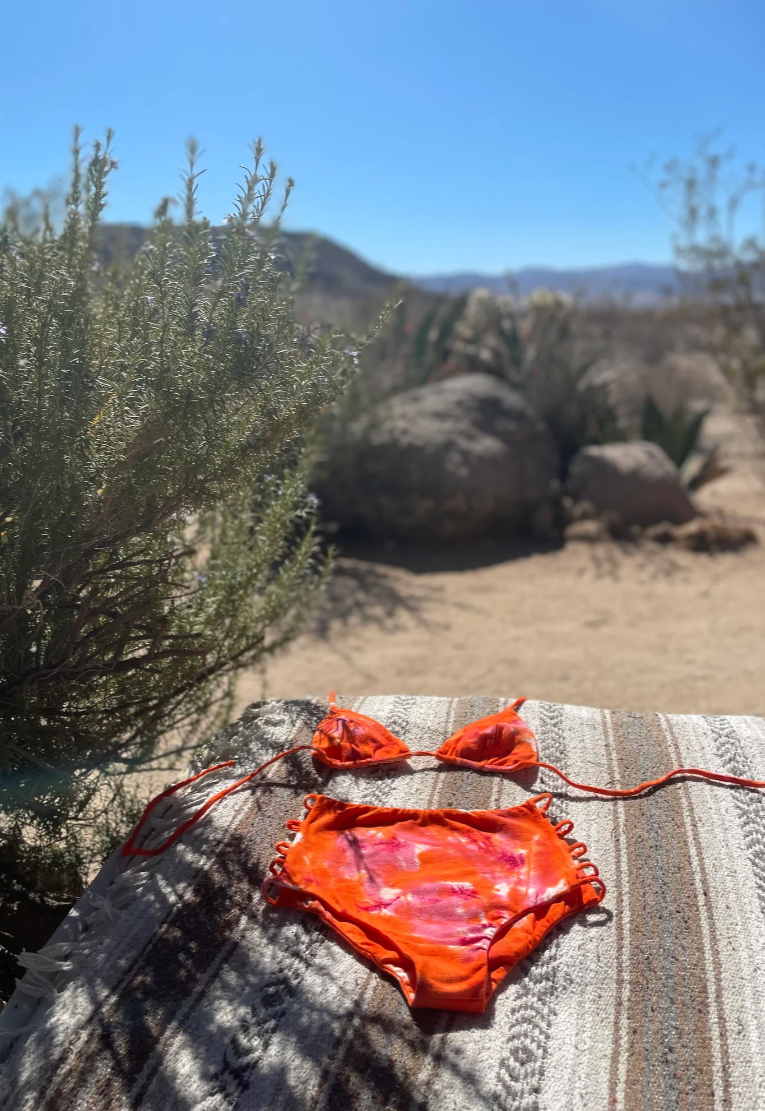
2, 695, 765, 1110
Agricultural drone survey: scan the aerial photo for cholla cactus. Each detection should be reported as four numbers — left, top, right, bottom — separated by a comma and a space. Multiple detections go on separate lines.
427, 286, 619, 470
522, 289, 575, 357
0, 131, 358, 896
442, 289, 523, 382
518, 289, 621, 469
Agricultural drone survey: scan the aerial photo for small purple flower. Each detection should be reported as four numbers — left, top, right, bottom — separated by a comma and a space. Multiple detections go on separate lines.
202, 325, 216, 344
235, 330, 249, 345
343, 347, 360, 366
144, 295, 155, 309
293, 330, 313, 353
307, 492, 320, 510
234, 278, 250, 307
0, 323, 7, 343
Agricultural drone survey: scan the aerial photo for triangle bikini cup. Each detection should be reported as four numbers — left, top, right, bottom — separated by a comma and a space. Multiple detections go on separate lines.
122, 693, 765, 858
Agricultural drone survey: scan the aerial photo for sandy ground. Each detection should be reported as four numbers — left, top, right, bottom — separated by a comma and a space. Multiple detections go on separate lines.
237, 412, 765, 718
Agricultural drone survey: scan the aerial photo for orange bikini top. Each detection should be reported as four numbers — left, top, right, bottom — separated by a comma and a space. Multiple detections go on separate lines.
122, 694, 765, 857
312, 694, 538, 771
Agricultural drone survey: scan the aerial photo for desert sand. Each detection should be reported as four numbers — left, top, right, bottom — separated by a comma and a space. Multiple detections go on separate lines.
237, 412, 765, 717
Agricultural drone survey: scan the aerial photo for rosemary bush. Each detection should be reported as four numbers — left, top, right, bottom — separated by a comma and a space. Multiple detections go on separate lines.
0, 132, 358, 899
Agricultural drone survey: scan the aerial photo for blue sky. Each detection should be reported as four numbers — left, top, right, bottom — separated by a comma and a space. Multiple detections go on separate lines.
2, 0, 764, 274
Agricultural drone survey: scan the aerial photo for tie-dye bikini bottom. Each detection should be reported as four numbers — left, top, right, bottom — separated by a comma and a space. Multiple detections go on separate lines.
262, 792, 605, 1013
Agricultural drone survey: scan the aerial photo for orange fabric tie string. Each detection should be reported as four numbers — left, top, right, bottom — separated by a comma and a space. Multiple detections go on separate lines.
532, 760, 765, 798
121, 745, 312, 857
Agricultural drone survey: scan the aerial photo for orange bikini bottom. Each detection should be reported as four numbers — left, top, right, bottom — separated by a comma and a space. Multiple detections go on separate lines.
262, 792, 605, 1013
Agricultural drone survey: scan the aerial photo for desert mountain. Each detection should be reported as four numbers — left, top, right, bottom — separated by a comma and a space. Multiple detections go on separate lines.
97, 224, 680, 305
96, 224, 398, 300
412, 263, 680, 304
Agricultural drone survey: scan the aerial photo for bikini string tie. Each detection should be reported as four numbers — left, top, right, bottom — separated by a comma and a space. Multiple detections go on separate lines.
532, 760, 765, 799
121, 745, 313, 857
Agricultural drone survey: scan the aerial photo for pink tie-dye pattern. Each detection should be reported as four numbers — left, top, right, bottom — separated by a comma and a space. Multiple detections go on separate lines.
333, 822, 528, 947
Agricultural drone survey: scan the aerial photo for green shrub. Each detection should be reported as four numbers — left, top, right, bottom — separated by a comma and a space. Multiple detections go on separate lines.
653, 135, 765, 430
0, 131, 358, 900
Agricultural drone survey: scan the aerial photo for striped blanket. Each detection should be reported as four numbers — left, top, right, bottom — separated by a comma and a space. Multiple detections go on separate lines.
2, 695, 765, 1110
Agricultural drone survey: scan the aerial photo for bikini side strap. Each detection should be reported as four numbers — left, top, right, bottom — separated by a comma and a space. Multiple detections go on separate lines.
121, 744, 313, 857
534, 760, 765, 799
120, 760, 235, 857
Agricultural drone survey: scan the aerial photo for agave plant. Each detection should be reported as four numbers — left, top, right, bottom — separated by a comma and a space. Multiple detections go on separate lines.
640, 396, 727, 490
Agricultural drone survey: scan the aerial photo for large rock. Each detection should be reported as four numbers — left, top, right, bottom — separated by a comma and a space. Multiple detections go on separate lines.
318, 373, 560, 540
566, 441, 697, 528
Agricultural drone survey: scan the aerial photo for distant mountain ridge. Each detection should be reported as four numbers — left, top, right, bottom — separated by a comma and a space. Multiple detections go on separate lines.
96, 224, 398, 300
97, 224, 680, 305
411, 263, 681, 304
